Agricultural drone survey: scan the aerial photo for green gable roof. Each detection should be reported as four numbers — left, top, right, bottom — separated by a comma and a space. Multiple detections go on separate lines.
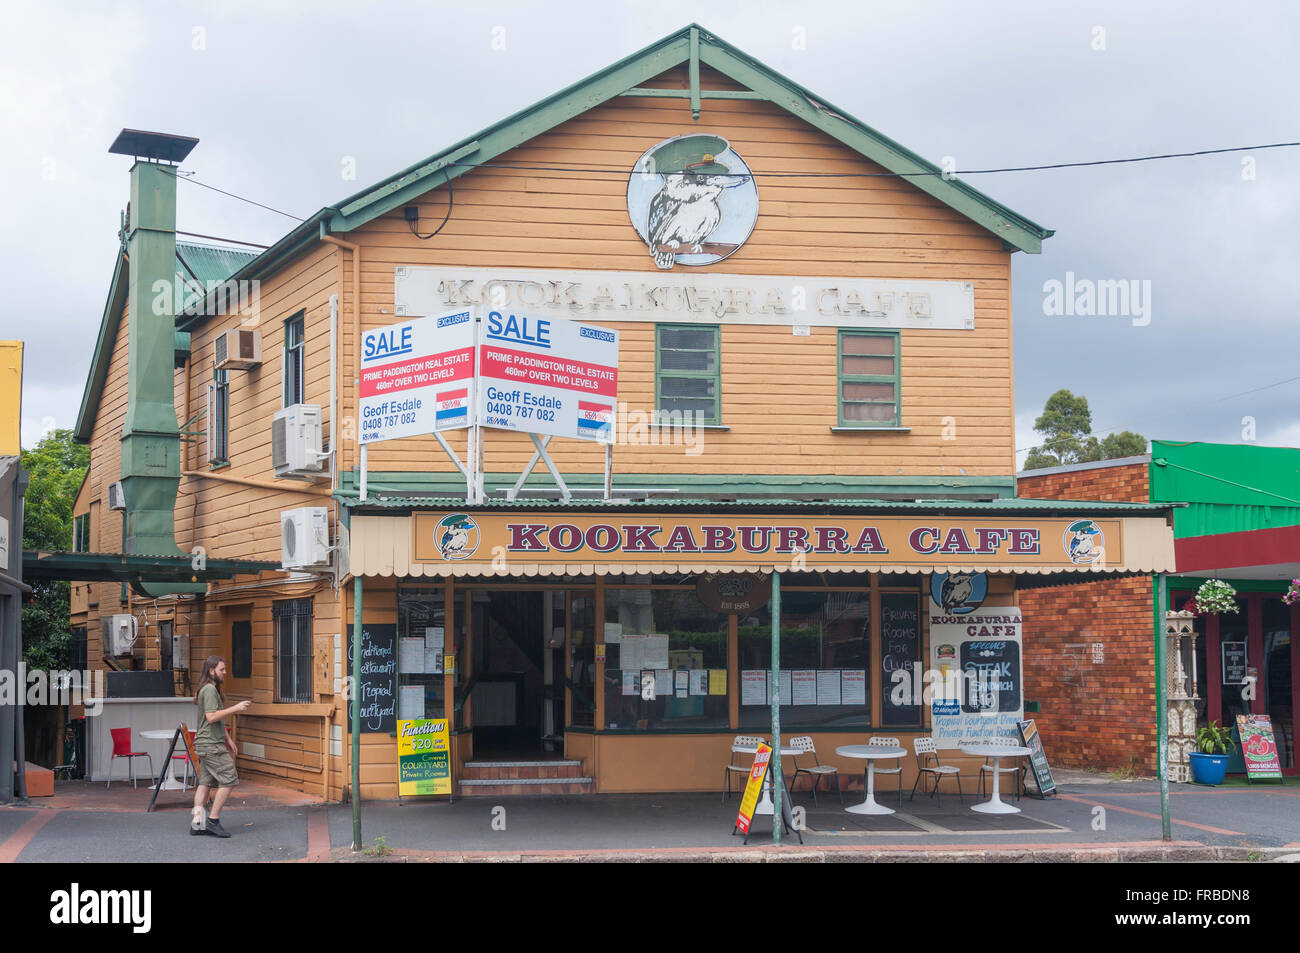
176, 23, 1053, 332
74, 241, 258, 442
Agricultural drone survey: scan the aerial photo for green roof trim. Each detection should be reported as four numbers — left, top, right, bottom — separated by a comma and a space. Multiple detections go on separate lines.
75, 241, 257, 442
1150, 440, 1300, 539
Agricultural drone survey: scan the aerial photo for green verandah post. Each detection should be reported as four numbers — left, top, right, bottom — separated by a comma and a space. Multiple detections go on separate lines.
352, 574, 363, 851
771, 570, 782, 846
1154, 572, 1171, 841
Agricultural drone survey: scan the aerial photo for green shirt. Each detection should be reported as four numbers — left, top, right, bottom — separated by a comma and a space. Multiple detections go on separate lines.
195, 683, 226, 749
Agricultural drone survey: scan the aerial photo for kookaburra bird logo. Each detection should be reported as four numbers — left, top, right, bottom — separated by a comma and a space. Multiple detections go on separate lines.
629, 134, 757, 270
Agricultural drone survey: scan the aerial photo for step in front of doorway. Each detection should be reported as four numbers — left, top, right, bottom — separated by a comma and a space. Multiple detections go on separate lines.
458, 776, 595, 796
462, 760, 585, 781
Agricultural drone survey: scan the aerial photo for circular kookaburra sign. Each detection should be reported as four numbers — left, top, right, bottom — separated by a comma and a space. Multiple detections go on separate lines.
627, 134, 758, 270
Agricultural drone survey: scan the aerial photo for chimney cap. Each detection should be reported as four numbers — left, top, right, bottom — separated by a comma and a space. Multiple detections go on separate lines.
109, 128, 199, 164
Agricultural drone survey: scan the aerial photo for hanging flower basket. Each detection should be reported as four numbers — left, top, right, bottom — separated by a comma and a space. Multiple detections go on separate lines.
1193, 579, 1239, 615
1283, 579, 1300, 607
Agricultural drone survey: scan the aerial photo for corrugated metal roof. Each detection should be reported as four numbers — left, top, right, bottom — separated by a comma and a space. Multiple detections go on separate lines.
340, 494, 1171, 515
175, 242, 260, 308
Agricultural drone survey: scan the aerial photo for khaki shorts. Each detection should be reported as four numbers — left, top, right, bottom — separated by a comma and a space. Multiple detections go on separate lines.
196, 745, 239, 788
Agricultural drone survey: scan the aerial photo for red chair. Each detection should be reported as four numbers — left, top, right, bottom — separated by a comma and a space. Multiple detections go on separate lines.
172, 729, 196, 791
107, 727, 154, 789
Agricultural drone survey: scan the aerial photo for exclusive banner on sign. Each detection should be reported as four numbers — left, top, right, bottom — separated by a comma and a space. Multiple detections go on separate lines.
928, 604, 1023, 747
359, 310, 476, 444
477, 309, 619, 443
397, 719, 452, 796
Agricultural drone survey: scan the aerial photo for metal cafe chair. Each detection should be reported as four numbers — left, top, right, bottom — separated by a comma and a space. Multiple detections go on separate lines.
787, 735, 843, 807
867, 735, 904, 808
107, 727, 154, 789
909, 737, 964, 806
722, 735, 766, 802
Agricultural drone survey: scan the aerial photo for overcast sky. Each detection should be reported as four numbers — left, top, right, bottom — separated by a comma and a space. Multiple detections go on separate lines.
4, 1, 1297, 463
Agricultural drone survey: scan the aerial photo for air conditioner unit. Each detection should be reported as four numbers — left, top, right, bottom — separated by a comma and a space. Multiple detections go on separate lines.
272, 404, 325, 478
102, 614, 138, 656
281, 507, 331, 570
172, 631, 190, 671
107, 482, 126, 510
215, 327, 262, 370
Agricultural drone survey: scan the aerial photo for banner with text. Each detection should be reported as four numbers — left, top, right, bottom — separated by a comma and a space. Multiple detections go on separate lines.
929, 605, 1023, 747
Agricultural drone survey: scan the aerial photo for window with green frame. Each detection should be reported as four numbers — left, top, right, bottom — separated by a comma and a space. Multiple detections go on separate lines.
655, 324, 719, 424
838, 330, 900, 426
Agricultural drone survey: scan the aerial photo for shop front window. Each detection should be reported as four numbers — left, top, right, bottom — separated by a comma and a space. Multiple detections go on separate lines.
397, 586, 447, 721
1218, 596, 1249, 730
603, 586, 729, 730
738, 590, 873, 729
569, 593, 597, 727
1262, 597, 1293, 770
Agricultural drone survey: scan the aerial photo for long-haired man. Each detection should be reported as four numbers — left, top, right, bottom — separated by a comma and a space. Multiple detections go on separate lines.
191, 656, 250, 837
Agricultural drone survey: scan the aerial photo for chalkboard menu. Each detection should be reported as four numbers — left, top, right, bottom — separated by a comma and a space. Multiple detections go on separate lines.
1018, 719, 1057, 796
880, 592, 920, 726
1221, 642, 1247, 685
347, 623, 397, 733
961, 638, 1021, 713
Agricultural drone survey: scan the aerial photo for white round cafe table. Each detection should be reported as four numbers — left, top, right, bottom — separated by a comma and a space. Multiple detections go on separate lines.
960, 744, 1030, 814
836, 745, 907, 815
139, 729, 189, 790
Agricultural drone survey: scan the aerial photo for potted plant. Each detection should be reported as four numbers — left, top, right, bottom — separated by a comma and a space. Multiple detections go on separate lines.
1190, 720, 1237, 785
1192, 579, 1239, 615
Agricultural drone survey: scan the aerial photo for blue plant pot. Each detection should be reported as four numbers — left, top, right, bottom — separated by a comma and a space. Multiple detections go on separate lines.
1189, 752, 1229, 785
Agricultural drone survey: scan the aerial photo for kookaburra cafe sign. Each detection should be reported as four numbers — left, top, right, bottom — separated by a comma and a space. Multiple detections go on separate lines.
394, 134, 975, 331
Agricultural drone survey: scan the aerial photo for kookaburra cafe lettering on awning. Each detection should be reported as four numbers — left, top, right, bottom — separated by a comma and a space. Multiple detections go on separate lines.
411, 514, 1123, 569
394, 266, 976, 330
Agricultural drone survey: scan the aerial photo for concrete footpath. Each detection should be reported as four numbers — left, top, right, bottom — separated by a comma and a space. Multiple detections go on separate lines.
3, 774, 1299, 863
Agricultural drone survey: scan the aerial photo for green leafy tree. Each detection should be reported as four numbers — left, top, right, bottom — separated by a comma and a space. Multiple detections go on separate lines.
19, 429, 90, 669
1022, 390, 1147, 470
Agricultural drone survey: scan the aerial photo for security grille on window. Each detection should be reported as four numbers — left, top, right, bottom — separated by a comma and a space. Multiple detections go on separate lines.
838, 331, 900, 427
655, 324, 719, 425
283, 312, 305, 407
207, 367, 230, 464
273, 599, 313, 702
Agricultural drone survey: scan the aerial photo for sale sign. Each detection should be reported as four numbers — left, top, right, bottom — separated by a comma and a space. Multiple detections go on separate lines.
735, 743, 772, 835
359, 310, 476, 444
1236, 714, 1283, 781
477, 309, 619, 443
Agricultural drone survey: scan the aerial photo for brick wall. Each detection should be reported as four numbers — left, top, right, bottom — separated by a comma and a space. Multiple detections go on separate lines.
1017, 460, 1155, 773
1018, 577, 1156, 772
1017, 459, 1149, 504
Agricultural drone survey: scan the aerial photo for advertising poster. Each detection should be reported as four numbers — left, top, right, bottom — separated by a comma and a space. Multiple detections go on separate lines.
1236, 714, 1283, 780
734, 743, 772, 835
359, 310, 476, 444
928, 605, 1023, 747
477, 309, 619, 443
396, 719, 451, 796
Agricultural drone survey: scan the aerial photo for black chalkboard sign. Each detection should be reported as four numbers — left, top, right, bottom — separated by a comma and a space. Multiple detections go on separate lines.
346, 623, 397, 733
880, 592, 921, 726
1221, 642, 1247, 685
961, 639, 1021, 713
1018, 719, 1057, 797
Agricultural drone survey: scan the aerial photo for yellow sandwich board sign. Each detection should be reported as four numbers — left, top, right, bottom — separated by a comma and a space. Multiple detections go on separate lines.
734, 743, 772, 835
397, 719, 451, 796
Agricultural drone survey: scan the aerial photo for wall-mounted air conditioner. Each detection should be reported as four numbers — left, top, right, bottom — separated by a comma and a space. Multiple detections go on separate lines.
215, 327, 263, 370
272, 404, 325, 478
281, 507, 331, 570
107, 482, 126, 510
172, 631, 190, 671
102, 614, 138, 656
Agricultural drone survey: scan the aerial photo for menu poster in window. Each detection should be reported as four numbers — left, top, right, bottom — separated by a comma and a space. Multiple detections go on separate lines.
1236, 714, 1284, 781
675, 670, 690, 698
928, 606, 1023, 747
741, 670, 767, 706
399, 684, 426, 720
1221, 642, 1248, 685
346, 623, 397, 733
689, 670, 709, 696
816, 670, 841, 705
841, 669, 867, 706
621, 634, 644, 672
654, 669, 673, 698
603, 621, 623, 644
709, 669, 728, 696
777, 669, 792, 705
881, 592, 920, 726
621, 671, 638, 696
791, 670, 817, 706
400, 637, 426, 674
643, 635, 670, 670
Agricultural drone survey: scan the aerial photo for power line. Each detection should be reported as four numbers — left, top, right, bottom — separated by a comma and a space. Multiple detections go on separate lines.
175, 230, 270, 249
1016, 374, 1300, 457
169, 169, 305, 221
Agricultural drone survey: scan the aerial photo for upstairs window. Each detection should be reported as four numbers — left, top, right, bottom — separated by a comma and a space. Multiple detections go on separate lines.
208, 367, 230, 465
73, 513, 91, 552
655, 324, 719, 425
838, 331, 900, 427
283, 312, 305, 407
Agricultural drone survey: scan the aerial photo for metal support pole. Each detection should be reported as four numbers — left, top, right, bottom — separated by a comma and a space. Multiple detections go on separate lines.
1154, 573, 1170, 841
466, 426, 478, 505
770, 570, 782, 846
359, 443, 368, 503
351, 575, 363, 850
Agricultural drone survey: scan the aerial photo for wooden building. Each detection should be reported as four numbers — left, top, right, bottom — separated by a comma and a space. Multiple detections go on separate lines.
70, 25, 1175, 800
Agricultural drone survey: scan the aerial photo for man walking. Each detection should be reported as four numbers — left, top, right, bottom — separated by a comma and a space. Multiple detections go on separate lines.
191, 656, 250, 837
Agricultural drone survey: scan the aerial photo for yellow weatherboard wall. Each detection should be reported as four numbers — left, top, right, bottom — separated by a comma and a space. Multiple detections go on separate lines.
0, 341, 21, 455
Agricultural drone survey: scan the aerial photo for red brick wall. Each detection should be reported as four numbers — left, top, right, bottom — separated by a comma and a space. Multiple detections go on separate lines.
1017, 459, 1149, 504
1018, 577, 1156, 772
1016, 460, 1155, 773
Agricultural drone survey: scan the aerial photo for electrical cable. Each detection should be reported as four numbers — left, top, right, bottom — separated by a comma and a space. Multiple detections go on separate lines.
407, 178, 454, 240
168, 168, 305, 221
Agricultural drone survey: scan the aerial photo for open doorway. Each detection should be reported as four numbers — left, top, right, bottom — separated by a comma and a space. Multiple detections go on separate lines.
470, 591, 551, 759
